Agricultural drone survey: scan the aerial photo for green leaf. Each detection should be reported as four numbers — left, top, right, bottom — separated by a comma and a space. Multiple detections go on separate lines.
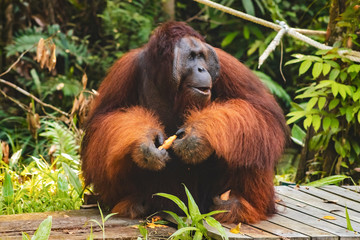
331, 82, 339, 97
299, 60, 312, 75
205, 216, 229, 240
306, 97, 318, 111
183, 185, 201, 220
351, 141, 360, 156
241, 0, 255, 15
318, 97, 326, 110
347, 64, 360, 73
353, 89, 360, 101
346, 107, 353, 122
62, 162, 83, 196
22, 232, 31, 240
312, 115, 321, 132
163, 211, 186, 228
329, 69, 340, 80
57, 173, 68, 197
243, 25, 250, 40
290, 124, 306, 146
306, 175, 349, 187
335, 141, 346, 158
168, 227, 198, 239
3, 172, 14, 202
322, 63, 331, 76
285, 58, 305, 66
193, 231, 203, 240
324, 60, 340, 69
138, 225, 148, 238
322, 117, 331, 131
323, 54, 340, 59
338, 84, 347, 100
340, 71, 348, 82
154, 193, 189, 218
303, 115, 312, 129
312, 62, 323, 78
221, 32, 239, 48
315, 80, 333, 89
32, 216, 52, 240
328, 99, 340, 110
331, 118, 339, 130
9, 149, 22, 169
345, 206, 354, 231
287, 114, 306, 125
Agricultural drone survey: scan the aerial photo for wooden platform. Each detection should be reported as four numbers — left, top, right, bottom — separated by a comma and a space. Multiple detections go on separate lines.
0, 185, 359, 239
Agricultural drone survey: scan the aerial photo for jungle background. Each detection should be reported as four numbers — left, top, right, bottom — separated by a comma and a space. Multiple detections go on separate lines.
0, 0, 359, 214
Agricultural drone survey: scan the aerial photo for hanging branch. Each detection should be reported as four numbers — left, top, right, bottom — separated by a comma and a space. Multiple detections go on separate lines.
0, 78, 69, 117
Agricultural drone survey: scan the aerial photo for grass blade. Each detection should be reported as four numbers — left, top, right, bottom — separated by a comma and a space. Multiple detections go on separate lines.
163, 210, 186, 228
345, 205, 354, 231
154, 193, 189, 218
168, 227, 198, 239
183, 185, 201, 220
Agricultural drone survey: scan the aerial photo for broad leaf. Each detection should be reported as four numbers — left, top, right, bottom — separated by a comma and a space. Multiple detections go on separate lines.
299, 60, 312, 75
31, 216, 52, 240
306, 175, 349, 187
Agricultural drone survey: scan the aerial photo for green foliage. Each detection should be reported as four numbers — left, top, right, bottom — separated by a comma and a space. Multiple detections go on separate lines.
286, 48, 360, 180
40, 120, 80, 163
253, 70, 291, 106
0, 149, 83, 215
98, 0, 165, 56
154, 185, 228, 240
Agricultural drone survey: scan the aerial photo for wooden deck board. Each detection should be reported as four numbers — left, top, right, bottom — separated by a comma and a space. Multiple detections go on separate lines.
0, 186, 359, 239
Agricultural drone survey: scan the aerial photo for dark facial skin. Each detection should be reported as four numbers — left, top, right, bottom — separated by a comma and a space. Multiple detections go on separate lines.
173, 36, 220, 107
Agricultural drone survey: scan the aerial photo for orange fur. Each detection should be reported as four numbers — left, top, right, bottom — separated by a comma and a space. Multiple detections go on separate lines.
81, 22, 288, 224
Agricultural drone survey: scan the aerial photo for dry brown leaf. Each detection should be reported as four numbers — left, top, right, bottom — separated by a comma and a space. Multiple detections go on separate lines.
323, 216, 336, 220
82, 73, 88, 89
230, 223, 242, 234
71, 98, 80, 115
36, 38, 45, 62
1, 141, 9, 164
40, 49, 50, 69
220, 190, 231, 201
47, 44, 57, 71
158, 135, 177, 150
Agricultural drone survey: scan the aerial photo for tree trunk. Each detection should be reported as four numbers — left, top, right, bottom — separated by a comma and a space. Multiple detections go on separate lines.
163, 0, 175, 20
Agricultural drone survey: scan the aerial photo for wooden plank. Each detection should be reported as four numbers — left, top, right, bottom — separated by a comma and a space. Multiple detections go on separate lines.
204, 223, 252, 240
223, 223, 280, 240
250, 220, 309, 240
276, 203, 359, 238
298, 186, 360, 212
320, 185, 360, 203
0, 209, 173, 239
276, 186, 360, 223
277, 194, 360, 231
342, 185, 360, 193
266, 214, 337, 240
